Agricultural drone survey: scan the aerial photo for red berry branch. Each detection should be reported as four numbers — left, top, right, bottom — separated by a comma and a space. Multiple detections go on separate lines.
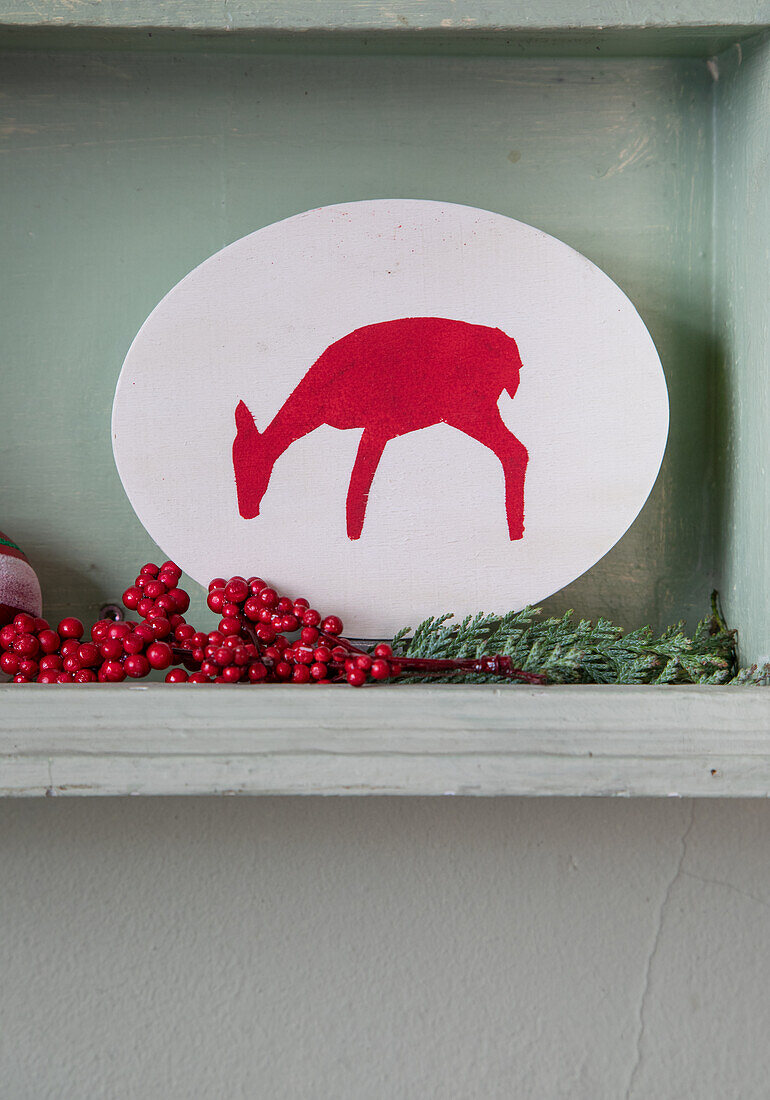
0, 562, 546, 686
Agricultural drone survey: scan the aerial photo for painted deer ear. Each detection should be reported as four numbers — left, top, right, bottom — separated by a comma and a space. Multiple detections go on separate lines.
234, 400, 256, 433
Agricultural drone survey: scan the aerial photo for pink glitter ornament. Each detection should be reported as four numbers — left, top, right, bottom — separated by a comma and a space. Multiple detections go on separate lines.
0, 531, 42, 626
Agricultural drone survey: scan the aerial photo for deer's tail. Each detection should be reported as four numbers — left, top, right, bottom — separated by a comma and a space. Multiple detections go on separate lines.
233, 400, 264, 519
502, 342, 523, 400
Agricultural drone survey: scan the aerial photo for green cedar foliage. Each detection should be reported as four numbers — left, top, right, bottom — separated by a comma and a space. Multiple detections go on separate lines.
391, 593, 770, 685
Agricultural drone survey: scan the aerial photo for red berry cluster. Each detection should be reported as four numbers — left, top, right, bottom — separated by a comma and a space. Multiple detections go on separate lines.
0, 562, 545, 687
193, 574, 402, 686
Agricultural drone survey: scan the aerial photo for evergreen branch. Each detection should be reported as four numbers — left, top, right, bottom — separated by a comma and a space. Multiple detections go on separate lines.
391, 593, 765, 685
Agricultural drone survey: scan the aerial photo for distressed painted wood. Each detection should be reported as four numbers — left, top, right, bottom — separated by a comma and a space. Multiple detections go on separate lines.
716, 33, 770, 666
0, 1, 767, 33
0, 685, 768, 797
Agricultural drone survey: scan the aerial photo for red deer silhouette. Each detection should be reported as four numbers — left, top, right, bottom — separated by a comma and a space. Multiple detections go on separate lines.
233, 317, 528, 540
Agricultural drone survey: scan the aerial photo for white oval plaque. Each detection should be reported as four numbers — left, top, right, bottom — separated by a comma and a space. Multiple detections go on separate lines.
113, 200, 669, 634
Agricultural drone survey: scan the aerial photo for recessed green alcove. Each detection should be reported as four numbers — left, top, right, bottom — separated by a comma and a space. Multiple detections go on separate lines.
0, 4, 767, 678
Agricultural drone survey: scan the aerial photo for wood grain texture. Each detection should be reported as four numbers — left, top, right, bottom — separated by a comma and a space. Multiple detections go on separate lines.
0, 0, 767, 33
0, 684, 768, 797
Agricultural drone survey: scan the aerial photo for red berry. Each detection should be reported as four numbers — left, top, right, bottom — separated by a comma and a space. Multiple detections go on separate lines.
219, 618, 242, 637
60, 639, 80, 658
99, 638, 124, 661
293, 598, 309, 612
155, 594, 176, 615
143, 579, 165, 599
12, 675, 30, 683
0, 624, 17, 649
243, 597, 262, 621
146, 617, 171, 639
302, 609, 321, 628
225, 578, 249, 604
370, 659, 391, 680
14, 633, 39, 658
57, 617, 84, 640
314, 646, 333, 663
258, 587, 278, 608
108, 622, 131, 640
192, 632, 208, 649
91, 620, 111, 642
280, 614, 299, 633
300, 626, 319, 644
140, 563, 159, 577
346, 668, 366, 687
331, 646, 348, 662
207, 588, 226, 613
34, 618, 49, 632
221, 602, 242, 619
276, 597, 293, 615
167, 588, 190, 613
122, 632, 145, 655
75, 669, 98, 683
78, 643, 100, 667
146, 641, 173, 670
56, 672, 74, 683
294, 645, 314, 664
188, 672, 209, 683
356, 655, 372, 671
208, 577, 227, 591
37, 671, 59, 684
122, 586, 142, 610
138, 598, 156, 618
274, 661, 292, 679
175, 623, 195, 642
222, 665, 242, 683
248, 662, 268, 682
292, 664, 311, 684
133, 622, 155, 643
248, 577, 266, 593
165, 668, 188, 683
0, 651, 20, 674
374, 644, 393, 659
13, 613, 36, 634
310, 662, 327, 680
17, 658, 39, 677
39, 654, 63, 671
201, 660, 219, 678
322, 616, 343, 636
38, 629, 61, 655
62, 656, 81, 674
102, 660, 126, 682
124, 654, 151, 678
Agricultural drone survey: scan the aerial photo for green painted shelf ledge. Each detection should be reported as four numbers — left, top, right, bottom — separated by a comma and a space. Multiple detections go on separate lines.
0, 684, 768, 798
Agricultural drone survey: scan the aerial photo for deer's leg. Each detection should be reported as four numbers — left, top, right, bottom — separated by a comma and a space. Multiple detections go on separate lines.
347, 429, 389, 540
451, 410, 528, 540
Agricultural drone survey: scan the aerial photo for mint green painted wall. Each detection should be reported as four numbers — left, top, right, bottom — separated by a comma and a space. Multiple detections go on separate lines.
716, 33, 770, 665
1, 49, 716, 636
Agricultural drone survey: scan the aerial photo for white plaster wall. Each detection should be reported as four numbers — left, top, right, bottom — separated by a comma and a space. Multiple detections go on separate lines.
2, 798, 769, 1098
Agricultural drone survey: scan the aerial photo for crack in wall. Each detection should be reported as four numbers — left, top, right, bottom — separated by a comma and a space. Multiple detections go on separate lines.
624, 801, 695, 1099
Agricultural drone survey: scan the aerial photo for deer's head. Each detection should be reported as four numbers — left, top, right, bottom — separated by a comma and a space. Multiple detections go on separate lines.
233, 400, 271, 519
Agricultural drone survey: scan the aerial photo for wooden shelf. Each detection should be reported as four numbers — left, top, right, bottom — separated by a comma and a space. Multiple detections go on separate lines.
1, 684, 768, 797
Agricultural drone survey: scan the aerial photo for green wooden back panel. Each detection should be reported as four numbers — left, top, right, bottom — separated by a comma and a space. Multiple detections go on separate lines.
0, 40, 748, 648
716, 33, 770, 665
